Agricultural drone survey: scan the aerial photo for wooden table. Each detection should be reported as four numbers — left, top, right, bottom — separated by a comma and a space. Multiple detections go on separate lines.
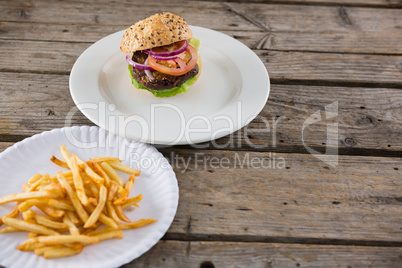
1, 0, 402, 267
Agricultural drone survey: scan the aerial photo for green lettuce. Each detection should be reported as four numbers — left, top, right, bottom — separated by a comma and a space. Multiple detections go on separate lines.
127, 38, 201, 98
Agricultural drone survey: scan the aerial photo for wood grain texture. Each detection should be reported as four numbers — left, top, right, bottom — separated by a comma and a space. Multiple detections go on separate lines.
1, 40, 401, 86
1, 22, 401, 56
0, 240, 401, 268
198, 0, 402, 8
122, 241, 402, 268
1, 1, 401, 54
1, 72, 401, 154
161, 149, 402, 244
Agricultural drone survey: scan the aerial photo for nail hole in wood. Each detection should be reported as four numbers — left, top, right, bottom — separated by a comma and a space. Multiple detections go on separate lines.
200, 261, 215, 268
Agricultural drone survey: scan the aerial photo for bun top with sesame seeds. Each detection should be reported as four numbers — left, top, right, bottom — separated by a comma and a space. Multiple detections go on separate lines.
120, 12, 193, 53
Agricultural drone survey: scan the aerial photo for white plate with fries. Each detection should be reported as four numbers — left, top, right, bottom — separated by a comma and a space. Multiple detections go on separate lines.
0, 126, 178, 268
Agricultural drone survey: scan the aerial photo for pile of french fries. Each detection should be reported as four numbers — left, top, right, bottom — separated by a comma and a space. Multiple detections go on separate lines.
0, 145, 156, 259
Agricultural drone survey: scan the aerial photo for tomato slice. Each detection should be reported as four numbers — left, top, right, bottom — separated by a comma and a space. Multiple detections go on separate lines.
148, 44, 198, 76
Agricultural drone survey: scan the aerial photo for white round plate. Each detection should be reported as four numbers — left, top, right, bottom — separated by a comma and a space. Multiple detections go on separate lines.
70, 26, 270, 145
0, 126, 178, 268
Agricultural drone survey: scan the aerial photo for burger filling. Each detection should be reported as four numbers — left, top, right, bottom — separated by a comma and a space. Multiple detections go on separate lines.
130, 51, 199, 90
126, 38, 201, 97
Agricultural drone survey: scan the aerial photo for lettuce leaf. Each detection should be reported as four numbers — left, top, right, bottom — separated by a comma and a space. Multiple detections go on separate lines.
127, 37, 201, 98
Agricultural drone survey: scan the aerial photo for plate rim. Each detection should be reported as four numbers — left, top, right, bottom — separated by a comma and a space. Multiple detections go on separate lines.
69, 25, 270, 145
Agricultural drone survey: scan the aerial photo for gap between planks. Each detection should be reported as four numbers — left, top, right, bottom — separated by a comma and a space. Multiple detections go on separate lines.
161, 233, 402, 247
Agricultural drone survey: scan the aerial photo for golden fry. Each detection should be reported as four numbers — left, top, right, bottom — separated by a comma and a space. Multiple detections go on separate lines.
35, 245, 65, 256
108, 162, 141, 176
2, 217, 59, 236
88, 197, 98, 207
59, 145, 72, 164
86, 219, 157, 236
0, 205, 19, 226
114, 205, 130, 223
18, 199, 49, 212
50, 156, 69, 169
28, 232, 39, 238
56, 172, 89, 223
92, 157, 122, 163
90, 161, 111, 187
34, 214, 68, 229
17, 242, 46, 251
63, 215, 80, 236
37, 205, 65, 218
0, 191, 59, 206
85, 203, 118, 229
80, 162, 104, 185
49, 171, 72, 182
43, 246, 83, 259
65, 211, 80, 225
70, 155, 88, 206
93, 230, 123, 241
27, 174, 49, 192
98, 213, 119, 229
0, 226, 24, 233
27, 234, 99, 246
48, 199, 75, 211
106, 200, 121, 224
84, 185, 107, 228
125, 174, 136, 193
108, 182, 118, 201
118, 218, 157, 229
22, 210, 36, 223
28, 173, 43, 184
122, 194, 143, 209
100, 162, 124, 186
42, 182, 64, 197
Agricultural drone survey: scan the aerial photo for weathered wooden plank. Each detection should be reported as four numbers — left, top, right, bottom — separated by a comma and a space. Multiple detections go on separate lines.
0, 0, 258, 31
160, 149, 402, 243
0, 241, 400, 268
2, 0, 401, 31
1, 21, 401, 55
1, 1, 401, 54
4, 0, 402, 9
199, 0, 402, 8
124, 241, 402, 268
0, 72, 401, 154
0, 142, 401, 243
1, 40, 401, 85
258, 50, 402, 86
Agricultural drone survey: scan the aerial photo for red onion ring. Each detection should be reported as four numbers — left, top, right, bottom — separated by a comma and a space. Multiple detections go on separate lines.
146, 40, 188, 57
144, 58, 154, 80
126, 55, 154, 70
149, 54, 178, 60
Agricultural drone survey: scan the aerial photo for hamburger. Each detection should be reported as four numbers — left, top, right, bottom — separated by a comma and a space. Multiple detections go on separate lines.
120, 12, 201, 98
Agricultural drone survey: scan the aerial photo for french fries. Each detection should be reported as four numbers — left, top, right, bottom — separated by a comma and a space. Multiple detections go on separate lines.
0, 145, 156, 259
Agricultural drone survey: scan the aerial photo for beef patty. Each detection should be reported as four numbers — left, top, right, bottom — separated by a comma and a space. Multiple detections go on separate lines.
131, 51, 199, 90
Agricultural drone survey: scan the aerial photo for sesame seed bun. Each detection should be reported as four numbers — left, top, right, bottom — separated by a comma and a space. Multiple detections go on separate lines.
120, 12, 193, 53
